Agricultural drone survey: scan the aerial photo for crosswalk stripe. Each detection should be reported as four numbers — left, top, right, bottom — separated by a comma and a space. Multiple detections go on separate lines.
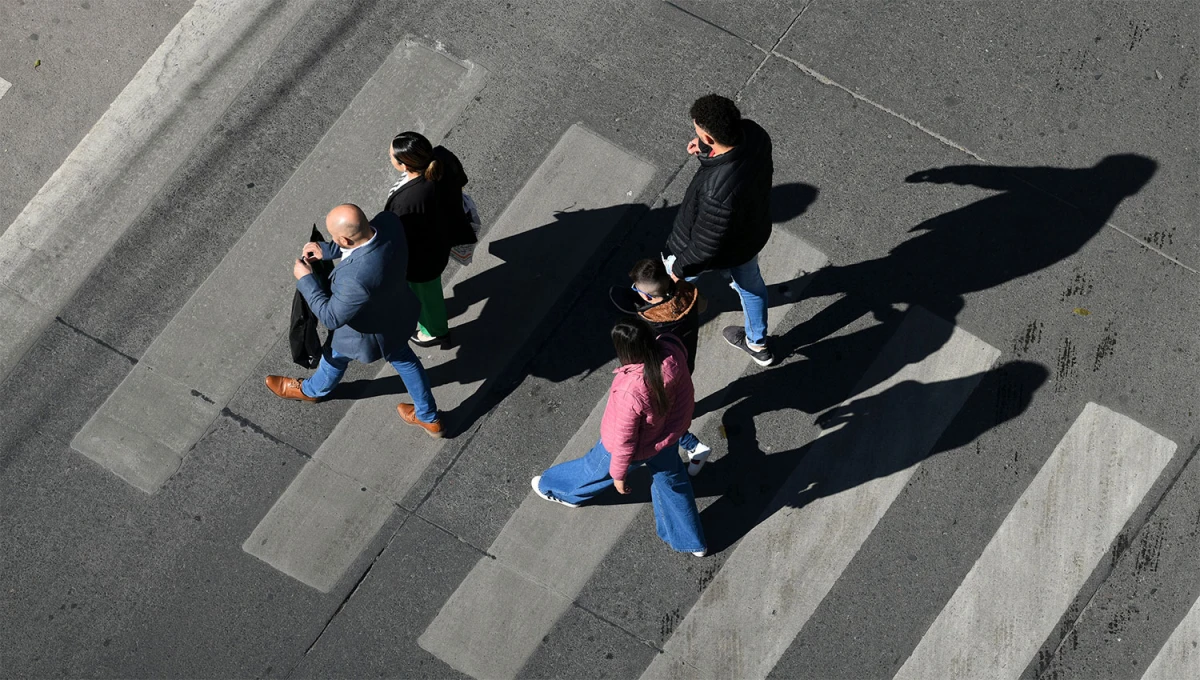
642, 305, 1001, 680
417, 230, 828, 680
0, 0, 319, 386
242, 124, 657, 593
895, 402, 1178, 680
0, 76, 11, 100
69, 40, 487, 494
1142, 594, 1200, 680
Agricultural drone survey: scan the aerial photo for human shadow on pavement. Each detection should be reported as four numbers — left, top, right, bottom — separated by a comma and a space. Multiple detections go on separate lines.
328, 183, 819, 437
594, 156, 1152, 551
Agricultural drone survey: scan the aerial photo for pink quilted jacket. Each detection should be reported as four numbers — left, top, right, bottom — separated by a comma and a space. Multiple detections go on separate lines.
600, 335, 695, 481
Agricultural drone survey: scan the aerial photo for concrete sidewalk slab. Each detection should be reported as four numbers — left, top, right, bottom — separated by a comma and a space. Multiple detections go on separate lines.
71, 40, 487, 493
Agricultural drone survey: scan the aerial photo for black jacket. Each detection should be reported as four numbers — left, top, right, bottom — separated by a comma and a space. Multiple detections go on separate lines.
666, 119, 773, 278
384, 145, 476, 283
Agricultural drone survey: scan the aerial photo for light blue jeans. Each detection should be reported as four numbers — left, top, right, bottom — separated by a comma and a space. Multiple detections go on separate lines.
301, 346, 438, 423
693, 255, 769, 346
537, 439, 706, 553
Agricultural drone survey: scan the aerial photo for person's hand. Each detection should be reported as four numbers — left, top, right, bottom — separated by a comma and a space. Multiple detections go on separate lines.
293, 258, 313, 280
302, 242, 324, 260
686, 137, 702, 155
669, 269, 681, 283
613, 479, 630, 495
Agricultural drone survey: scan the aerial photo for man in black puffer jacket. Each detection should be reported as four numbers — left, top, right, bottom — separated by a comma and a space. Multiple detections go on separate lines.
664, 94, 775, 367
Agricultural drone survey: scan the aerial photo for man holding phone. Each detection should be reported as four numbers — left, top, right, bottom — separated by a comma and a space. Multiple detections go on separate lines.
663, 93, 775, 367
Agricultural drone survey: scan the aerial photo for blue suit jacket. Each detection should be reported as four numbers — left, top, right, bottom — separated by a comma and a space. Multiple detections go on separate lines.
296, 211, 422, 364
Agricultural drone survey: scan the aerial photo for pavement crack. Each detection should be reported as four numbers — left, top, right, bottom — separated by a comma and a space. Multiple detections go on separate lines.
53, 317, 138, 365
660, 1, 762, 49
410, 513, 493, 559
571, 599, 666, 653
218, 408, 312, 460
295, 514, 413, 664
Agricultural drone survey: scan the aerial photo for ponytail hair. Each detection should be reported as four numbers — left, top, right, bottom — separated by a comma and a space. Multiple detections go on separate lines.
390, 131, 443, 181
611, 317, 670, 415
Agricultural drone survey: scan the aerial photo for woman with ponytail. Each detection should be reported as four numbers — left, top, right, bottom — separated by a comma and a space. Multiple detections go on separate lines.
531, 317, 707, 556
386, 131, 477, 347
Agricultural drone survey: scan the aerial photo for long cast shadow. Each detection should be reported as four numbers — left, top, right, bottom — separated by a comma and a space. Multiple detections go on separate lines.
597, 156, 1154, 551
327, 183, 819, 437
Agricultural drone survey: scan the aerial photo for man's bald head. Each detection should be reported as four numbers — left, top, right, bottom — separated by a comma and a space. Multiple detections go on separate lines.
325, 204, 374, 246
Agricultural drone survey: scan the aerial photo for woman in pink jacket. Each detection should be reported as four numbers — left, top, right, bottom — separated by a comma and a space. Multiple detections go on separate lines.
531, 317, 707, 556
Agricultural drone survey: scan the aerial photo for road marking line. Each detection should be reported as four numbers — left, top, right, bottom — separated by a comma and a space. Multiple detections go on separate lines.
1142, 594, 1200, 680
70, 41, 486, 493
895, 402, 1177, 680
643, 305, 1000, 680
417, 230, 828, 680
243, 124, 657, 593
0, 77, 11, 100
0, 0, 320, 384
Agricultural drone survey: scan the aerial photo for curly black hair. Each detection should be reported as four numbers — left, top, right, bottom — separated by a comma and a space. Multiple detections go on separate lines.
689, 94, 742, 146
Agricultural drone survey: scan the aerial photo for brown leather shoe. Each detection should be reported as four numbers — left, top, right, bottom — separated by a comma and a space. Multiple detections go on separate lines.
265, 375, 318, 402
397, 403, 443, 438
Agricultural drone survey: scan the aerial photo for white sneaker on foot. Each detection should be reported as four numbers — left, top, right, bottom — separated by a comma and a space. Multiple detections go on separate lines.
530, 476, 580, 508
682, 441, 712, 477
692, 549, 708, 557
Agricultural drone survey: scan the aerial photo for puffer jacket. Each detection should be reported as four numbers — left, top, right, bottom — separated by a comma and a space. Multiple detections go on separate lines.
599, 335, 695, 481
666, 119, 774, 278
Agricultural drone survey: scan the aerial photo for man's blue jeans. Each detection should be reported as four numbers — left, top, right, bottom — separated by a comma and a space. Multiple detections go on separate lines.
301, 346, 438, 423
690, 255, 768, 346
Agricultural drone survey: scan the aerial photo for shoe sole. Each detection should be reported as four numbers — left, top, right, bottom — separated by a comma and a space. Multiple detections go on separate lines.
530, 476, 579, 508
722, 333, 774, 367
397, 406, 444, 438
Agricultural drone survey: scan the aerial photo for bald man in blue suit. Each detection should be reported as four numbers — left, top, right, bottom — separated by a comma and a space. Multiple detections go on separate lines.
266, 203, 442, 438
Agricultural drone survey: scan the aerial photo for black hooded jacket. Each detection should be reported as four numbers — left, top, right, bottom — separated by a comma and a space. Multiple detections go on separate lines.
665, 119, 773, 278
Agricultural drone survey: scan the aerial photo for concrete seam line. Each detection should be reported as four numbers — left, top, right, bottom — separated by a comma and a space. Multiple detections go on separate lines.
767, 52, 1199, 276
738, 3, 811, 100
770, 51, 988, 162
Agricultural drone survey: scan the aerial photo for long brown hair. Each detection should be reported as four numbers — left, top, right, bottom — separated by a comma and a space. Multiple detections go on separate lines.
390, 131, 443, 181
611, 317, 669, 415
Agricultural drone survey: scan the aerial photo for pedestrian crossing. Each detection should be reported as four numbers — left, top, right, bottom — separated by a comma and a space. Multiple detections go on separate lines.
1142, 594, 1200, 680
70, 40, 487, 494
12, 21, 1192, 680
895, 403, 1177, 680
418, 229, 828, 680
0, 0, 319, 386
243, 123, 656, 592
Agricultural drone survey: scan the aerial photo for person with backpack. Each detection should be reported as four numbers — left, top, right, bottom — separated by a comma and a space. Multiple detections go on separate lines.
610, 258, 712, 475
531, 317, 707, 556
385, 131, 477, 348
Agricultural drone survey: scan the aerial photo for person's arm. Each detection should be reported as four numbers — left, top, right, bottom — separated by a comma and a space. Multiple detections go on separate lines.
296, 272, 367, 330
905, 164, 1061, 192
318, 240, 342, 260
671, 193, 734, 278
601, 391, 643, 484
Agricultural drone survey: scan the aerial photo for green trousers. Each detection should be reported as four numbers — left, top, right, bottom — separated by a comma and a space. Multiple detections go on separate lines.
409, 277, 449, 337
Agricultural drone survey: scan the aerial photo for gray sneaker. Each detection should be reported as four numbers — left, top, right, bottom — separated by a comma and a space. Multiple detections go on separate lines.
722, 326, 774, 367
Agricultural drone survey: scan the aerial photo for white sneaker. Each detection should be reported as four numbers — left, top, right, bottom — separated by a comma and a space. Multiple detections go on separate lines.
692, 549, 708, 557
530, 476, 579, 508
682, 441, 712, 477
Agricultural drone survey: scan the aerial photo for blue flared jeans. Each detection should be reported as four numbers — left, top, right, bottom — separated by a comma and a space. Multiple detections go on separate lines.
537, 439, 706, 553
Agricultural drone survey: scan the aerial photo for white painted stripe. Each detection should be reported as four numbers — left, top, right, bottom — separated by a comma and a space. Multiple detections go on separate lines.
70, 41, 486, 494
417, 230, 828, 680
1142, 594, 1200, 680
895, 403, 1178, 680
0, 77, 11, 100
0, 0, 319, 384
643, 306, 1001, 680
243, 124, 657, 593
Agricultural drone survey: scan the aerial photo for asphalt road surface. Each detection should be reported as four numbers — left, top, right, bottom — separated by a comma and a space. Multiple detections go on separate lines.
1, 1, 1197, 678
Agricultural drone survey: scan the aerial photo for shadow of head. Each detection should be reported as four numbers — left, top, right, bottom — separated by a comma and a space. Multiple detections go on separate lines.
770, 182, 819, 224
